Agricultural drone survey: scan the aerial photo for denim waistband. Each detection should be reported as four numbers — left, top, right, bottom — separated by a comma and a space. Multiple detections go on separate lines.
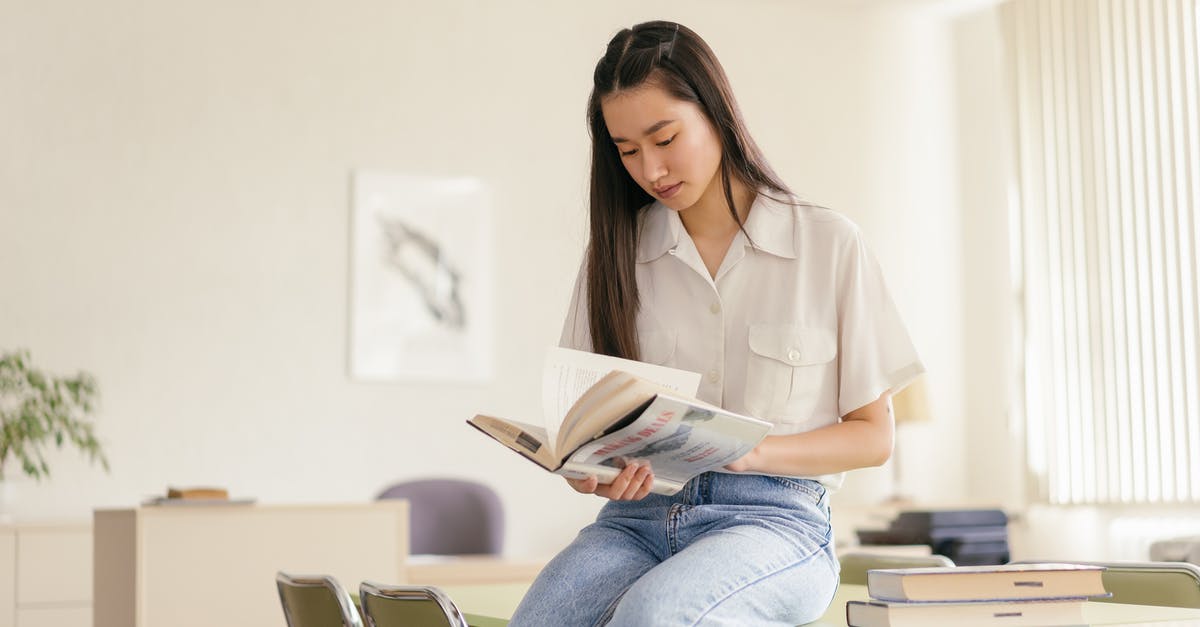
673, 471, 827, 508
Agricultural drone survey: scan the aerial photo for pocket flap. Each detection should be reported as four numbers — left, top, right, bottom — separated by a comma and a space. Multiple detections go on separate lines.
748, 324, 836, 366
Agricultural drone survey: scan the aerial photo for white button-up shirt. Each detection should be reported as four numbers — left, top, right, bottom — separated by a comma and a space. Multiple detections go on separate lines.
560, 193, 925, 488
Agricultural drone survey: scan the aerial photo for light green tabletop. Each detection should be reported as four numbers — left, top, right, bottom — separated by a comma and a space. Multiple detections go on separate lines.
445, 582, 1200, 626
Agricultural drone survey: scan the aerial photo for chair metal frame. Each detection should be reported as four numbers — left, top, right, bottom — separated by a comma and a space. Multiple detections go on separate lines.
1009, 560, 1200, 609
275, 571, 364, 627
839, 551, 956, 585
359, 580, 469, 627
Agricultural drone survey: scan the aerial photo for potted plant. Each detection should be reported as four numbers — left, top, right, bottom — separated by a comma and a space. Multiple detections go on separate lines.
0, 349, 109, 516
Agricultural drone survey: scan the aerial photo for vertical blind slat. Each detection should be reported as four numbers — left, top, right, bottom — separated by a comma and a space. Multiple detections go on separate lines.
1102, 0, 1124, 503
1148, 0, 1165, 500
1077, 0, 1104, 504
1055, 0, 1083, 503
1176, 0, 1198, 501
1095, 0, 1122, 505
1183, 0, 1200, 502
1155, 0, 1183, 501
1065, 0, 1095, 504
1040, 0, 1068, 501
1013, 0, 1047, 496
1115, 0, 1137, 503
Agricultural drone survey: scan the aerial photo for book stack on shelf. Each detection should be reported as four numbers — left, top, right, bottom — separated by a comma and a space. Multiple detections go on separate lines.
856, 509, 1010, 565
846, 563, 1110, 626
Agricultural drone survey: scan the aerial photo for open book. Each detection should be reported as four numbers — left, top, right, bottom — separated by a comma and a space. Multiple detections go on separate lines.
467, 348, 772, 495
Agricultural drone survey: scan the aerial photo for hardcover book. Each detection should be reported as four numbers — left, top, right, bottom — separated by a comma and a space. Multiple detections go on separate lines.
468, 348, 772, 495
891, 509, 1008, 529
846, 597, 1087, 627
866, 563, 1108, 603
857, 525, 1010, 546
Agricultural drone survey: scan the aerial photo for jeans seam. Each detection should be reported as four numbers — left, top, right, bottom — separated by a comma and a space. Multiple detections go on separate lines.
594, 585, 631, 627
666, 504, 683, 554
686, 546, 829, 626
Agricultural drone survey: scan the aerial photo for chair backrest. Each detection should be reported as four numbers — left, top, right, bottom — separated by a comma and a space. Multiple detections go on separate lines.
1010, 560, 1200, 608
839, 551, 956, 585
376, 478, 504, 555
276, 571, 364, 627
359, 581, 468, 627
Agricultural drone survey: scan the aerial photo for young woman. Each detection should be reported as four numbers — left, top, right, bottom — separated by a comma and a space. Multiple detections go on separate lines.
510, 20, 924, 626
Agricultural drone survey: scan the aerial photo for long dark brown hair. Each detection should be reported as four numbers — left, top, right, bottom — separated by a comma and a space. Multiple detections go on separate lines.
585, 20, 792, 359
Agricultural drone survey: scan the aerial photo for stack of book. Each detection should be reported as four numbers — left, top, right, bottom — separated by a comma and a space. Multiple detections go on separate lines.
856, 509, 1011, 565
846, 562, 1109, 626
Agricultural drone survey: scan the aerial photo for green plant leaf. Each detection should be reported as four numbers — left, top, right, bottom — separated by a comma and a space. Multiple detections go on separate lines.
0, 349, 108, 482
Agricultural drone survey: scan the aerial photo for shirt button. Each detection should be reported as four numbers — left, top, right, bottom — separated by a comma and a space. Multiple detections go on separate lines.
787, 348, 801, 361
707, 370, 721, 384
709, 302, 721, 314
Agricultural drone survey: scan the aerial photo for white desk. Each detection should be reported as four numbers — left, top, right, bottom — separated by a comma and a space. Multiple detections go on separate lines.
94, 502, 408, 627
406, 554, 548, 586
448, 583, 1200, 626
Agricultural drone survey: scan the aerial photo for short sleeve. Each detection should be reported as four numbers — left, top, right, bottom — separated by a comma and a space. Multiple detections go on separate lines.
836, 228, 925, 416
558, 258, 593, 351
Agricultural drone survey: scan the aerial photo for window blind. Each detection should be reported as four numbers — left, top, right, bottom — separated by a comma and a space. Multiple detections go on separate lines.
1006, 0, 1200, 504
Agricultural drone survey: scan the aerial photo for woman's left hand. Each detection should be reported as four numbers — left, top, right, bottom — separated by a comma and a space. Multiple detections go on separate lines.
723, 444, 763, 473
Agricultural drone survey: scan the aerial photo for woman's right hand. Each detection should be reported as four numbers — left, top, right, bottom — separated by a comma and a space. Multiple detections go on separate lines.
566, 461, 655, 501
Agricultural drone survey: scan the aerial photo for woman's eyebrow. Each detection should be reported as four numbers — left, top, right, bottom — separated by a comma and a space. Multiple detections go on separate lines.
611, 119, 675, 143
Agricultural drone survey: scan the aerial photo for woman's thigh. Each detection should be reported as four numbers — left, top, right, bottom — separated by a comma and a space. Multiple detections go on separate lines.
507, 519, 662, 627
608, 522, 838, 626
608, 475, 839, 626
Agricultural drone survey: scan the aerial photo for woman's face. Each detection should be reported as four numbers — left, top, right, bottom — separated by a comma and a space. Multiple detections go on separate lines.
601, 82, 724, 212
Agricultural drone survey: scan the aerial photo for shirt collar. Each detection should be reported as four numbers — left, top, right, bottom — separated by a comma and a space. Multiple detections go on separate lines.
741, 192, 797, 259
636, 192, 797, 263
637, 201, 680, 263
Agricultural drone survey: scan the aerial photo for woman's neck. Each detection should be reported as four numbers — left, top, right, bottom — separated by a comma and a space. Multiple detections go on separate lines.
678, 176, 755, 241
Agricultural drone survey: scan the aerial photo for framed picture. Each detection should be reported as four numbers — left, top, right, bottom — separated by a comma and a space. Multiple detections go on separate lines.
349, 171, 492, 381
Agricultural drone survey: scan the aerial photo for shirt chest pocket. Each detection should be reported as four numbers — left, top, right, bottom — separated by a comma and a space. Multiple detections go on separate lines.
745, 324, 837, 422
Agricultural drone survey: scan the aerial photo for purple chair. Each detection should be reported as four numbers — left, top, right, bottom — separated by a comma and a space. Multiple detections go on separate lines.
376, 478, 504, 555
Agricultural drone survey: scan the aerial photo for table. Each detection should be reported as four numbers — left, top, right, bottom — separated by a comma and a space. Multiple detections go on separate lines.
446, 583, 1200, 626
406, 554, 549, 586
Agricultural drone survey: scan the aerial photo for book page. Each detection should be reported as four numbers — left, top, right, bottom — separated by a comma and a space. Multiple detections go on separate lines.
565, 394, 771, 487
541, 347, 701, 448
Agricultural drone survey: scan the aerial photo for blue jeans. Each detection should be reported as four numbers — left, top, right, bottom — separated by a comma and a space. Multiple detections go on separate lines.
509, 472, 839, 626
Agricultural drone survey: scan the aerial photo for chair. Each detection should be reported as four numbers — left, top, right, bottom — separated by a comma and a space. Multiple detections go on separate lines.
838, 551, 956, 585
359, 581, 468, 627
276, 571, 364, 627
376, 478, 504, 555
1151, 535, 1200, 566
1009, 560, 1200, 608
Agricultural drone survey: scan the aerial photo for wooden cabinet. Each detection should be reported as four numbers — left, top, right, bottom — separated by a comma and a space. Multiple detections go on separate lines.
0, 522, 93, 627
93, 502, 408, 627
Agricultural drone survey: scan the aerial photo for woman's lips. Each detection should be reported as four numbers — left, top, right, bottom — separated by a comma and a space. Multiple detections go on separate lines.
655, 182, 682, 199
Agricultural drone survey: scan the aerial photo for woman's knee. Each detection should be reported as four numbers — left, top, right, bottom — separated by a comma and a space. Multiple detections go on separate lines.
606, 557, 837, 627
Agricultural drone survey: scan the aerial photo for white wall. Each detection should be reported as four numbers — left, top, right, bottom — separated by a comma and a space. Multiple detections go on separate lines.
0, 1, 979, 555
950, 5, 1026, 505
